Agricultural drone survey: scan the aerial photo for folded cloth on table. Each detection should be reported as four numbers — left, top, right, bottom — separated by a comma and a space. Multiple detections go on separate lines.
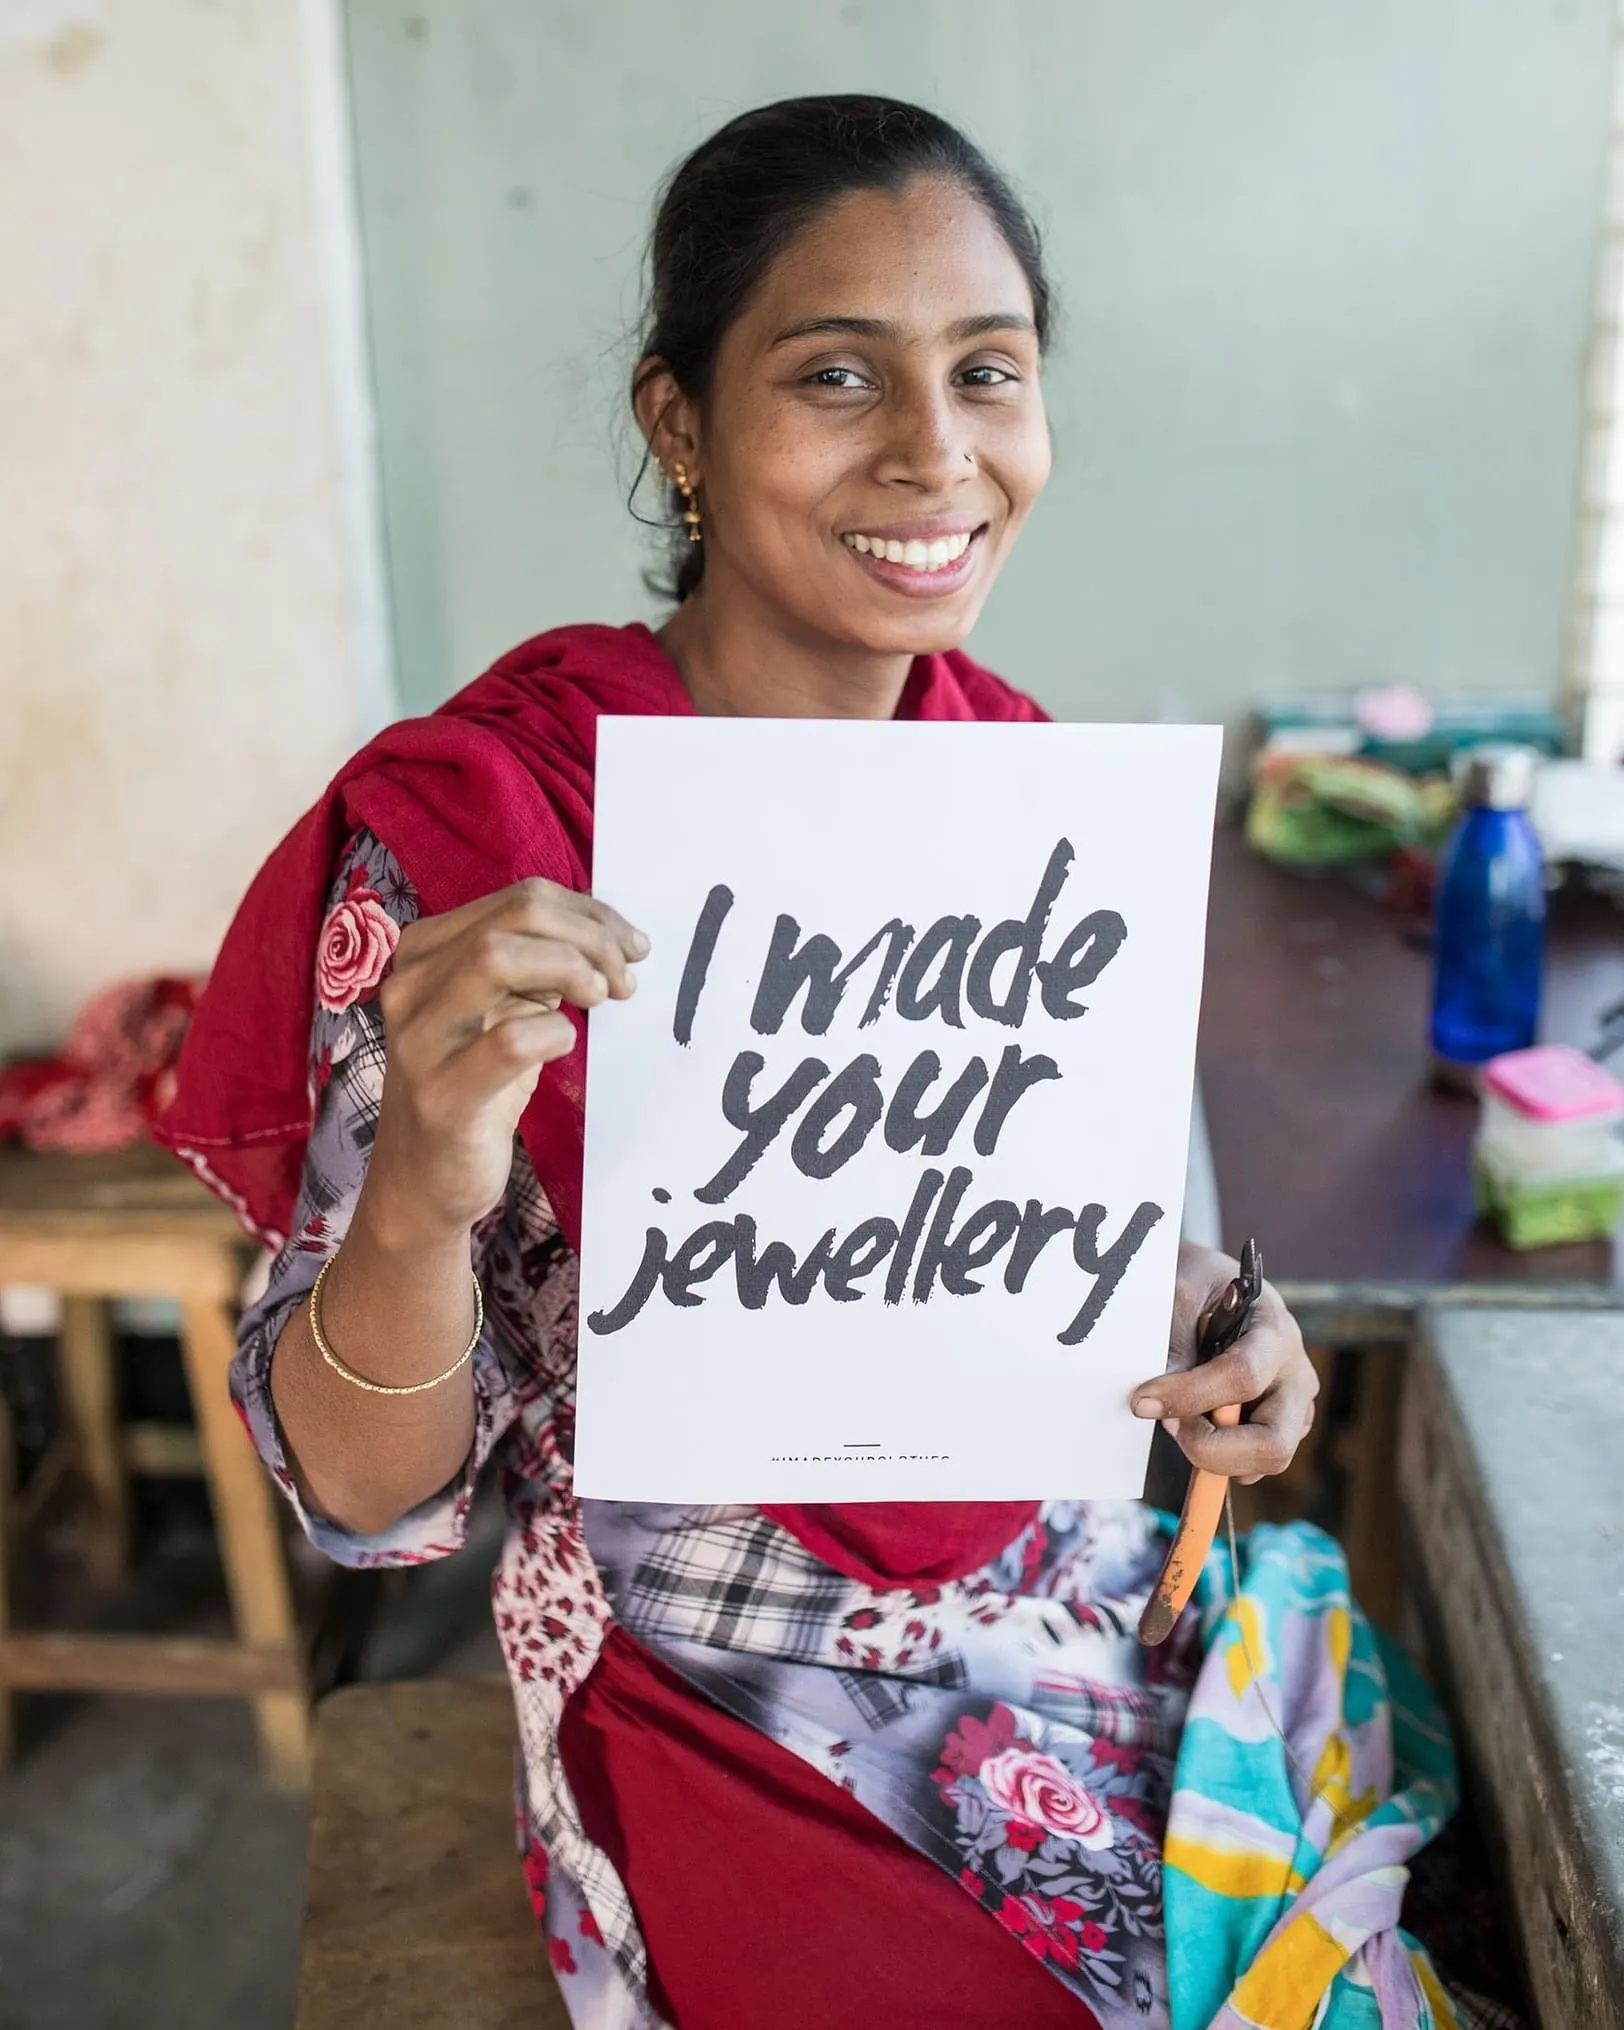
1247, 754, 1457, 867
0, 977, 203, 1154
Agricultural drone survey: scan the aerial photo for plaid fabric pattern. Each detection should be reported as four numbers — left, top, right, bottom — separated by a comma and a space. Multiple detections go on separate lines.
591, 1499, 1183, 1737
1025, 1674, 1176, 1751
322, 1012, 385, 1153
1453, 1989, 1526, 2021
838, 1668, 952, 1730
614, 1507, 865, 1657
1451, 1992, 1523, 2030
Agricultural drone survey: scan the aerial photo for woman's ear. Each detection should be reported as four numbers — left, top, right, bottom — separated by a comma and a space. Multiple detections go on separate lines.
634, 359, 701, 487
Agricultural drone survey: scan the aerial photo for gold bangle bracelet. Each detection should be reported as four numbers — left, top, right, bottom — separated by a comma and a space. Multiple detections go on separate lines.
308, 1252, 483, 1397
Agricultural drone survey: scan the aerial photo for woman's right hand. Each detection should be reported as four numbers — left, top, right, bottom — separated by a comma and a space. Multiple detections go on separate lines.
361, 879, 648, 1244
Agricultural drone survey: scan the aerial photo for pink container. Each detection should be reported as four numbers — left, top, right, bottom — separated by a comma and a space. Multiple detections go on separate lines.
1481, 1045, 1624, 1123
1478, 1045, 1624, 1186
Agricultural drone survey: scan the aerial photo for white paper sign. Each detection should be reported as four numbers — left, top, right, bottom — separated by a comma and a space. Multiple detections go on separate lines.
575, 719, 1221, 1503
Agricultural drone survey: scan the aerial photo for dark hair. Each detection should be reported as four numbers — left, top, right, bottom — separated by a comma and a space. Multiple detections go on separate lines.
633, 95, 1053, 601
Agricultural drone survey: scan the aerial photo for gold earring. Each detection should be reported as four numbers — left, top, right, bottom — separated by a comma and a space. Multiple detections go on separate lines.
670, 460, 703, 543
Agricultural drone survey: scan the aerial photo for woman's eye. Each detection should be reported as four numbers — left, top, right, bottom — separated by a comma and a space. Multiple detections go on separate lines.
960, 364, 1017, 387
807, 366, 871, 390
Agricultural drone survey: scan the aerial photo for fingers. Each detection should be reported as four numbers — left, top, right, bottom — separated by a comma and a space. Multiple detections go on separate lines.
402, 1010, 578, 1135
366, 879, 642, 1234
1166, 1368, 1317, 1478
1135, 1280, 1301, 1414
456, 1008, 580, 1088
396, 879, 648, 988
507, 880, 649, 972
1137, 1335, 1281, 1426
381, 885, 522, 959
1165, 1242, 1239, 1371
384, 883, 650, 1057
437, 932, 621, 1039
1134, 1274, 1319, 1483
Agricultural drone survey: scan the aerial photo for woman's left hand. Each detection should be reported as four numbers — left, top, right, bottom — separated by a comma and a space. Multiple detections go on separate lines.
1130, 1242, 1318, 1484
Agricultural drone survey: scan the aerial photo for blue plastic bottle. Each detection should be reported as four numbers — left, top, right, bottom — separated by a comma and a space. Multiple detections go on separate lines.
1430, 745, 1546, 1073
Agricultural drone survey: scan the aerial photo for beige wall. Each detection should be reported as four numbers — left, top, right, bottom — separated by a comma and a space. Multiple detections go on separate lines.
0, 0, 392, 1054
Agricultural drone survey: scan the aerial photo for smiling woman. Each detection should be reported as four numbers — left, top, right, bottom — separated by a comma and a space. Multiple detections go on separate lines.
632, 102, 1054, 701
161, 94, 1469, 2030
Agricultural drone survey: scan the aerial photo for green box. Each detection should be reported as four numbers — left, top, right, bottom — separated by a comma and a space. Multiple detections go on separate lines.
1473, 1153, 1624, 1250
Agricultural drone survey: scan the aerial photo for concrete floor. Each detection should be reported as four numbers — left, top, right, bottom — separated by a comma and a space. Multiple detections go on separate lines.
0, 1695, 308, 2030
0, 1461, 504, 2030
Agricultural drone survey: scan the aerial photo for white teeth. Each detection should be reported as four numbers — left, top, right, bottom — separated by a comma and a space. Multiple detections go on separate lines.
843, 529, 977, 570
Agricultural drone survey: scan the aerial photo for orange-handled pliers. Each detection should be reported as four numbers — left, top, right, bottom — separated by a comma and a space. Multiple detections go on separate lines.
1138, 1237, 1262, 1646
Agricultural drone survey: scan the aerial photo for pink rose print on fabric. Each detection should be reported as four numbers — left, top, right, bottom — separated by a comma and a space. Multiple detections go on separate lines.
315, 871, 400, 1013
979, 1746, 1115, 1851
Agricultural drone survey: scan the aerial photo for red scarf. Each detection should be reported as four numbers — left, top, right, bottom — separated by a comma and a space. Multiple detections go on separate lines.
159, 621, 1048, 1583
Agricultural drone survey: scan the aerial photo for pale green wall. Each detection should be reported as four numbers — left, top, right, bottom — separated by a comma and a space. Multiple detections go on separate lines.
345, 1, 1613, 731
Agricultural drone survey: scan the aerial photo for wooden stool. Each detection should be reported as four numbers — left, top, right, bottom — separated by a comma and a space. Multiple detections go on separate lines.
297, 1680, 567, 2029
0, 1142, 310, 1787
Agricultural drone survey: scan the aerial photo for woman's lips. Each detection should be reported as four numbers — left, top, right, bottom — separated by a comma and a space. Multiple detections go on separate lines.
839, 525, 987, 597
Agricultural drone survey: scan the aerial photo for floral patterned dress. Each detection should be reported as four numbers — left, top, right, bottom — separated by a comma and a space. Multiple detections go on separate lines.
237, 825, 1209, 2027
235, 828, 1465, 2030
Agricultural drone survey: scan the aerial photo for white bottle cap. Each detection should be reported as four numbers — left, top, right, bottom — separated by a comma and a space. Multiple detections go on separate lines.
1460, 743, 1538, 810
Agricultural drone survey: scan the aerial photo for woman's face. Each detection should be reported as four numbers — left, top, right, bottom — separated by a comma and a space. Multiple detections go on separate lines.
674, 176, 1052, 659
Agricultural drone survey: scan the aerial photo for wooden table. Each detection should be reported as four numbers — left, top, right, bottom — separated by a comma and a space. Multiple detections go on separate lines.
0, 1142, 310, 1786
1199, 823, 1624, 1296
1197, 825, 1624, 1623
297, 1680, 566, 2030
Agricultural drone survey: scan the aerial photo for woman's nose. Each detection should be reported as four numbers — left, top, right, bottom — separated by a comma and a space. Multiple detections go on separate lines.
874, 385, 973, 493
